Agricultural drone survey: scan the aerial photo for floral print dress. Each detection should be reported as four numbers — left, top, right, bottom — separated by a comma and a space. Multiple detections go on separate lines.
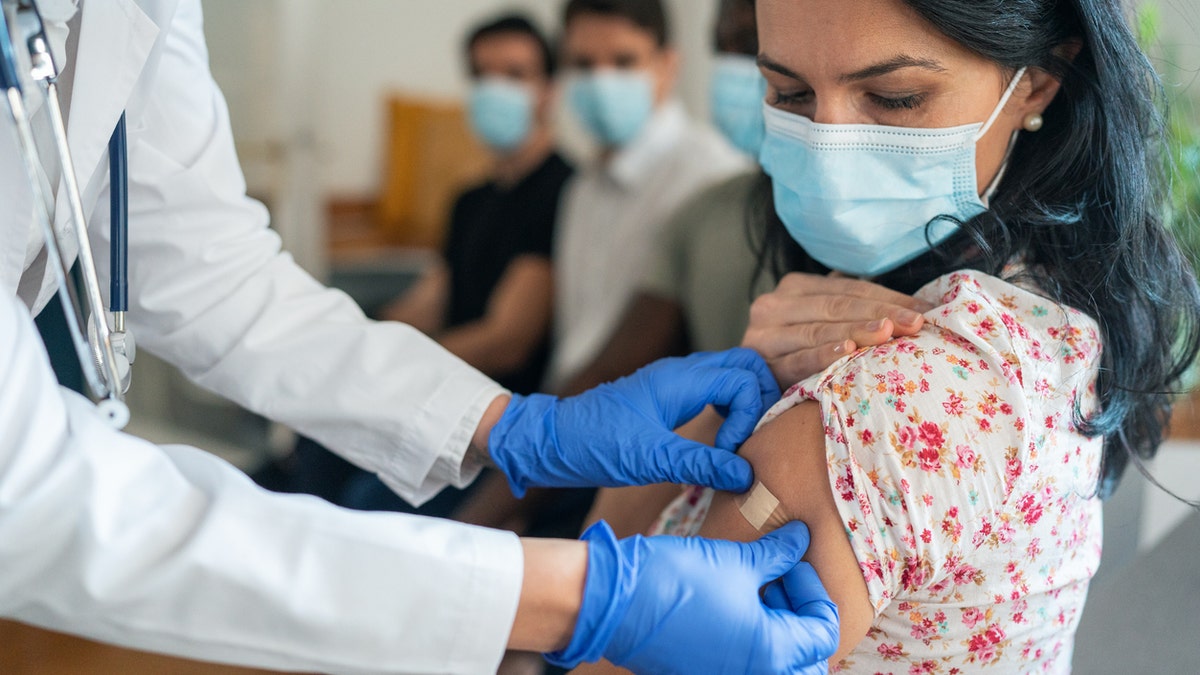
651, 271, 1104, 673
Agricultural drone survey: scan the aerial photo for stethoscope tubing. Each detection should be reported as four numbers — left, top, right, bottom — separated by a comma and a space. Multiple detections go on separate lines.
1, 0, 131, 428
108, 112, 127, 318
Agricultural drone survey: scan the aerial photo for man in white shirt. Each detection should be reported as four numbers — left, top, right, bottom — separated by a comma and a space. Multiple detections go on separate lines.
546, 0, 750, 391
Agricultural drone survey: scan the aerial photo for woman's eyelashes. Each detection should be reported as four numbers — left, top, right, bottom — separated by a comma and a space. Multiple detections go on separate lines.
869, 92, 927, 111
770, 89, 813, 107
769, 88, 930, 114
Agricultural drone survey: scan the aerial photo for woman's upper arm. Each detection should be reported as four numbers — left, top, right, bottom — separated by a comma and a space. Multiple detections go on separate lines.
697, 401, 874, 665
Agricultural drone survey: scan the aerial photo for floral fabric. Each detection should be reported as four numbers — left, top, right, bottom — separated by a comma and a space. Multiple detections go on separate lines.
650, 271, 1104, 673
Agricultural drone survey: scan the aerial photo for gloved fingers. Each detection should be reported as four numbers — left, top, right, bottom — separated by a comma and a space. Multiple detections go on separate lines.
768, 561, 840, 667
743, 521, 812, 580
654, 433, 754, 491
706, 346, 782, 409
762, 578, 789, 610
689, 366, 766, 451
780, 560, 835, 615
794, 660, 832, 675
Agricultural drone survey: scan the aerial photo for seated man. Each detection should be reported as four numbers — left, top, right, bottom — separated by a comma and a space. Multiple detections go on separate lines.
545, 0, 750, 391
558, 0, 767, 400
378, 13, 570, 395
257, 14, 573, 513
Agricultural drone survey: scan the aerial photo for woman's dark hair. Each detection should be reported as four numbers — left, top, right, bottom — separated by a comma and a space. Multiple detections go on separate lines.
563, 0, 670, 47
715, 0, 758, 56
749, 0, 1200, 498
466, 14, 557, 77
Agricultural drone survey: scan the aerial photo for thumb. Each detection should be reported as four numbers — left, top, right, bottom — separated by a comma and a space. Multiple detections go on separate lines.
769, 562, 840, 666
700, 367, 766, 451
655, 433, 754, 491
743, 521, 811, 581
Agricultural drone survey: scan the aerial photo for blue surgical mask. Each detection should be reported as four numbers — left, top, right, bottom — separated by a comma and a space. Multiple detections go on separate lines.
567, 70, 655, 147
710, 54, 767, 157
468, 77, 534, 151
760, 67, 1027, 278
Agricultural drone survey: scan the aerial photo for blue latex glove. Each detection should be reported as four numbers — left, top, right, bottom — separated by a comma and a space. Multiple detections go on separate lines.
488, 348, 780, 496
545, 521, 839, 674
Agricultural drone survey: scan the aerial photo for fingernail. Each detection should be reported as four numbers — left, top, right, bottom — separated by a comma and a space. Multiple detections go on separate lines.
833, 341, 845, 354
898, 310, 922, 325
868, 319, 885, 331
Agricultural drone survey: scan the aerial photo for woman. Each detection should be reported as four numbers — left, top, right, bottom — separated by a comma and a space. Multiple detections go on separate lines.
580, 0, 1200, 672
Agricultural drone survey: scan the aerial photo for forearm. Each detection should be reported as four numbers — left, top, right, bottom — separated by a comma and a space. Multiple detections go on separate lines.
438, 319, 541, 378
377, 264, 449, 334
470, 394, 512, 465
438, 256, 552, 378
559, 294, 687, 397
509, 538, 589, 652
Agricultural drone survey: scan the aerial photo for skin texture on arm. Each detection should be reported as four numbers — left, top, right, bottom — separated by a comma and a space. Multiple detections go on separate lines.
559, 293, 689, 397
377, 262, 450, 336
381, 256, 553, 380
509, 538, 588, 652
437, 255, 554, 378
698, 401, 873, 666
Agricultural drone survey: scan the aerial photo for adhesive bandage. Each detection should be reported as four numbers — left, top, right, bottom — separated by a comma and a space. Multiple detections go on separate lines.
735, 481, 789, 532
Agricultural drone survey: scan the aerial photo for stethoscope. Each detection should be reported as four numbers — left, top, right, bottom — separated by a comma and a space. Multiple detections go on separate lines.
1, 0, 133, 429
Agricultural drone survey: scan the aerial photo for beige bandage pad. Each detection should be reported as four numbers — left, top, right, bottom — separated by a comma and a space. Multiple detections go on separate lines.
736, 481, 789, 532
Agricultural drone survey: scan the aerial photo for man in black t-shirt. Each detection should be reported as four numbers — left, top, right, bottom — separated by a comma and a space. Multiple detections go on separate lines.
256, 15, 573, 515
379, 14, 572, 394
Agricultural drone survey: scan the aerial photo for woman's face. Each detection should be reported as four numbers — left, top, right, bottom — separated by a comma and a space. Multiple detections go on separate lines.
757, 0, 1039, 195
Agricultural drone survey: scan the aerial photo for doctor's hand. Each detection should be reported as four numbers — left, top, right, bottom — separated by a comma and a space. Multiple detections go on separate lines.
545, 521, 839, 674
487, 348, 777, 496
744, 272, 932, 390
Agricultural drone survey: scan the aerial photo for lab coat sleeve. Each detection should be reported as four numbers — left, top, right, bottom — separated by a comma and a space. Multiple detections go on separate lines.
0, 294, 523, 674
103, 0, 505, 505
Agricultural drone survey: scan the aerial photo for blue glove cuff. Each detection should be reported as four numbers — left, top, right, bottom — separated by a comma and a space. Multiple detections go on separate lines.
487, 393, 558, 498
544, 521, 637, 668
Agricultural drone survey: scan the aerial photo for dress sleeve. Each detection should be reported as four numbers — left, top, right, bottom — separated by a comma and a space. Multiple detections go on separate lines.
783, 277, 1033, 615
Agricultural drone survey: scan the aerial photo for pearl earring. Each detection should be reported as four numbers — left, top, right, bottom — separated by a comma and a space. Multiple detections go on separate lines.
1023, 113, 1044, 132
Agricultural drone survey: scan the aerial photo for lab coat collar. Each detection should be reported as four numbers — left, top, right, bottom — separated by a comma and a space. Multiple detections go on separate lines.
62, 0, 158, 208
4, 0, 163, 312
606, 100, 688, 189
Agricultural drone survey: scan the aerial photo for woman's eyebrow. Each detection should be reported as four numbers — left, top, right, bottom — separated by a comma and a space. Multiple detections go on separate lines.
839, 54, 947, 83
757, 53, 802, 80
756, 53, 947, 83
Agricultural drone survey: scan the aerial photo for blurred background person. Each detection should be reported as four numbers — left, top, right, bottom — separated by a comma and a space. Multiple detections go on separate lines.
255, 13, 573, 517
545, 0, 748, 392
558, 0, 764, 401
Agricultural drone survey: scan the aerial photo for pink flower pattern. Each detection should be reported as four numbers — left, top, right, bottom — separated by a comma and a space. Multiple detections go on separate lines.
650, 271, 1104, 673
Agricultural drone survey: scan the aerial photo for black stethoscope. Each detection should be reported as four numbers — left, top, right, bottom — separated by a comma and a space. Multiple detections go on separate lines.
1, 0, 132, 428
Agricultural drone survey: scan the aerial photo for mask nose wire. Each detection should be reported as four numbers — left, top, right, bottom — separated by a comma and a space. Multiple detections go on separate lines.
973, 66, 1029, 143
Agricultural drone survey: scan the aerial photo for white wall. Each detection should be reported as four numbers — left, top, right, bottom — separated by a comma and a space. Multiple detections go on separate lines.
202, 0, 720, 202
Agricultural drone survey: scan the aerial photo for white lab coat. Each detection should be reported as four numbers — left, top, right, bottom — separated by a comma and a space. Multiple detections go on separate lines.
0, 1, 523, 673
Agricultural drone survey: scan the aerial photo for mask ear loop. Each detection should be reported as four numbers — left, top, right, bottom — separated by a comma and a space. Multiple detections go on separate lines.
975, 66, 1028, 205
973, 66, 1028, 143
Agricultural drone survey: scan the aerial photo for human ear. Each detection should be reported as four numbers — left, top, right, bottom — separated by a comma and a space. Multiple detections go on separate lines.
1016, 40, 1082, 120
